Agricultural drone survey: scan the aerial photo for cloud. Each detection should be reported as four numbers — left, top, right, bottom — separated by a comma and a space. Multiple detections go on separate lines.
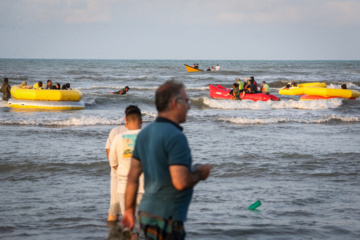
2, 0, 360, 26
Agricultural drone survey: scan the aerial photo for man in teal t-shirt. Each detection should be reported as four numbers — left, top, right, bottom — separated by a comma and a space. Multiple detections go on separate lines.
121, 80, 211, 240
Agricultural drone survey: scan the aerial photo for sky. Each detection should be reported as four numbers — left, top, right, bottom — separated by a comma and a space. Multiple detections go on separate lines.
0, 0, 360, 60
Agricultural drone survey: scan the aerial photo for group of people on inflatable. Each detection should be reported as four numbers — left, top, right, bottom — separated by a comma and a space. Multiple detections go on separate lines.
20, 80, 72, 90
227, 76, 270, 100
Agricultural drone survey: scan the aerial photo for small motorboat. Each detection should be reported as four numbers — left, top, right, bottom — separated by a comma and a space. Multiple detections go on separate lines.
184, 64, 203, 72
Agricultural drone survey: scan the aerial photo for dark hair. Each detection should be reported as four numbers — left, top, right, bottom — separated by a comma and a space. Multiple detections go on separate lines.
250, 76, 254, 81
286, 84, 291, 88
47, 80, 52, 83
155, 80, 184, 112
38, 81, 43, 87
4, 78, 8, 83
124, 105, 142, 121
341, 84, 347, 89
125, 86, 130, 90
233, 83, 239, 88
50, 85, 57, 89
62, 85, 66, 89
56, 83, 61, 88
66, 83, 70, 88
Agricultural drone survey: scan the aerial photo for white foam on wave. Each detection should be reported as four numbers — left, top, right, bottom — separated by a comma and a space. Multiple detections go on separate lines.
0, 111, 157, 126
219, 115, 359, 125
78, 86, 158, 90
0, 116, 123, 126
202, 97, 343, 110
186, 86, 209, 91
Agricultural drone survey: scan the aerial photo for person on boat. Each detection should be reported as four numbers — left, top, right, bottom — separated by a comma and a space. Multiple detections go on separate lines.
233, 83, 241, 100
215, 64, 221, 71
1, 78, 11, 101
20, 81, 32, 89
282, 84, 291, 90
62, 84, 67, 89
65, 83, 72, 90
51, 83, 61, 89
226, 83, 241, 100
249, 76, 258, 92
192, 64, 196, 68
44, 80, 53, 89
34, 81, 43, 89
244, 79, 257, 94
260, 81, 270, 95
341, 84, 347, 89
207, 67, 211, 71
236, 78, 244, 92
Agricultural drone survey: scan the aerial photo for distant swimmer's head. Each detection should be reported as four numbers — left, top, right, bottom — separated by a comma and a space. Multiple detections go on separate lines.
125, 86, 130, 91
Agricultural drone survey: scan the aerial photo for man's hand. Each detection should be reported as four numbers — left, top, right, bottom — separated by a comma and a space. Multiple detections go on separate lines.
121, 209, 135, 230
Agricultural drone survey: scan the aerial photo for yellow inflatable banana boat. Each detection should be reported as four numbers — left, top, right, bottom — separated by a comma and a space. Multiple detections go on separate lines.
8, 85, 85, 110
10, 85, 83, 101
279, 82, 326, 95
279, 82, 360, 99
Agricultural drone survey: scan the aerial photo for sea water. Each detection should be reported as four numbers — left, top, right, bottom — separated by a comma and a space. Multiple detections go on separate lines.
1, 59, 360, 239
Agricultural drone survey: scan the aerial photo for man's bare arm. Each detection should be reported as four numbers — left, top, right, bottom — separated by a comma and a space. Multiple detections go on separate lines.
169, 164, 211, 191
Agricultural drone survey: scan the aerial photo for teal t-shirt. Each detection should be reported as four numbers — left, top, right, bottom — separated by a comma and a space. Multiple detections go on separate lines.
133, 117, 193, 222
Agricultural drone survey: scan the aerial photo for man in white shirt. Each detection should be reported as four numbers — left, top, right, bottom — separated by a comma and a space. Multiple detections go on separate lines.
215, 64, 221, 71
105, 107, 134, 222
109, 106, 144, 240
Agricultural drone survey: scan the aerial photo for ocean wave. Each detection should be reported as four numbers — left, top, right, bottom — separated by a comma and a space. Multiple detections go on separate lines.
78, 85, 208, 91
78, 86, 158, 90
202, 97, 343, 110
0, 116, 123, 126
218, 115, 359, 125
0, 112, 157, 126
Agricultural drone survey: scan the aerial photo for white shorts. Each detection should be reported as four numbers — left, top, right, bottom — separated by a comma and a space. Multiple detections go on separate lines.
108, 176, 121, 215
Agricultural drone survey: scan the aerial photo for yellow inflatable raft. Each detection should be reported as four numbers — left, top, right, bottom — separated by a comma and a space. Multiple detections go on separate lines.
10, 85, 83, 101
8, 98, 85, 110
279, 82, 326, 95
8, 85, 85, 110
279, 82, 360, 99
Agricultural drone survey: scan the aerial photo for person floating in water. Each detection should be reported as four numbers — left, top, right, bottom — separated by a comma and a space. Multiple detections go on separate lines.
113, 86, 130, 95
